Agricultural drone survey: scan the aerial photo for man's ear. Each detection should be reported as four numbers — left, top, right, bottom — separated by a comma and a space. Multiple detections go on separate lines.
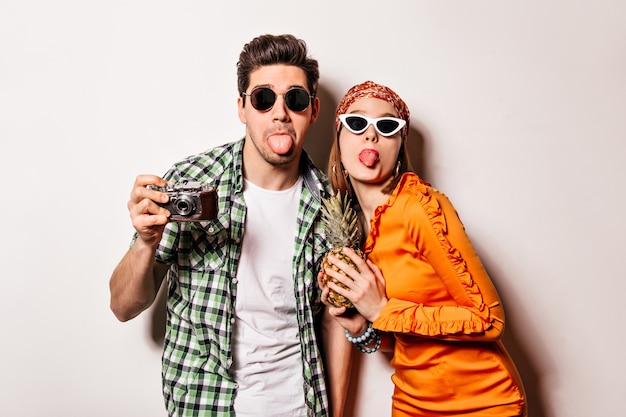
309, 96, 320, 124
237, 96, 247, 124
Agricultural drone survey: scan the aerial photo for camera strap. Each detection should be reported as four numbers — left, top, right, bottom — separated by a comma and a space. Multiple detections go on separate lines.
301, 167, 321, 202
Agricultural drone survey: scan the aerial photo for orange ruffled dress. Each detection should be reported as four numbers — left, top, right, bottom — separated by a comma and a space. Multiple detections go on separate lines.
367, 173, 526, 417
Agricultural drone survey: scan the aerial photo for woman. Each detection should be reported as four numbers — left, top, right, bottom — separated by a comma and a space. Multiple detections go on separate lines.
320, 80, 527, 416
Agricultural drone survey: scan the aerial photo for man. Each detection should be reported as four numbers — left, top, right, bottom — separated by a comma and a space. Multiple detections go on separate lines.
110, 34, 351, 417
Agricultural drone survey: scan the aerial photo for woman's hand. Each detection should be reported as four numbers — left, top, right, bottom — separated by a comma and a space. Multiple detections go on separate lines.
318, 271, 370, 335
321, 248, 388, 323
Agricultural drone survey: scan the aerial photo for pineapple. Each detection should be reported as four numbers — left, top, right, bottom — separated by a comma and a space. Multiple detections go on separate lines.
319, 192, 366, 308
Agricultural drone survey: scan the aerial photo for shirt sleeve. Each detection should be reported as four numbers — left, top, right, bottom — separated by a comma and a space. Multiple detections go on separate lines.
373, 187, 505, 342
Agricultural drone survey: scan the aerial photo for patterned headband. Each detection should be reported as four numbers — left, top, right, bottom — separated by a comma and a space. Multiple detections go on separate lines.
335, 80, 410, 136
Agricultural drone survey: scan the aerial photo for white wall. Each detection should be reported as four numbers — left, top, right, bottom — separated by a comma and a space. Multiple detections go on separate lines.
1, 1, 624, 416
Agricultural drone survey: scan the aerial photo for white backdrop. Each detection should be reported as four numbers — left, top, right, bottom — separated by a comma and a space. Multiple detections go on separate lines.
1, 1, 624, 416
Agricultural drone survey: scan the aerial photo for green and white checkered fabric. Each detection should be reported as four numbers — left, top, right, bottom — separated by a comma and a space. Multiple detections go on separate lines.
138, 138, 331, 416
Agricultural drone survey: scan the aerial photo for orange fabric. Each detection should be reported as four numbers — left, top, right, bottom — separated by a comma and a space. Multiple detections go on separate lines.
366, 173, 526, 416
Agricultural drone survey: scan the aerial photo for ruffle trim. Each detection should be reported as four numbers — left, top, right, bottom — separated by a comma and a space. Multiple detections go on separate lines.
369, 173, 493, 336
365, 173, 430, 247
373, 302, 493, 336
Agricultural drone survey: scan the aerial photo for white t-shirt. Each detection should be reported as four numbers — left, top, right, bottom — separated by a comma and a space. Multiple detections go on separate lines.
232, 177, 306, 417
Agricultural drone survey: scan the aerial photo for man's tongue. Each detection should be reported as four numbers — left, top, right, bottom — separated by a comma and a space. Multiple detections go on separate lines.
359, 149, 379, 167
268, 134, 293, 155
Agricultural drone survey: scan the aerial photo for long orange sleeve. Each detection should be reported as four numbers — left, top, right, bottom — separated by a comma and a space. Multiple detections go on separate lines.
363, 173, 525, 416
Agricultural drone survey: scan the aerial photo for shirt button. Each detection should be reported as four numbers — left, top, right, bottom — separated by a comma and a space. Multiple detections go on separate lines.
234, 383, 239, 389
208, 226, 215, 233
226, 359, 232, 367
230, 317, 236, 324
232, 278, 238, 284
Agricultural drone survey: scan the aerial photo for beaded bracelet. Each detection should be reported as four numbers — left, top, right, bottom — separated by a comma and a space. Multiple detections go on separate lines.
344, 322, 375, 344
356, 332, 381, 354
344, 322, 381, 354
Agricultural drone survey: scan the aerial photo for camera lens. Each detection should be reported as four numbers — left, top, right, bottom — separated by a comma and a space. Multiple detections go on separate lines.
173, 195, 197, 216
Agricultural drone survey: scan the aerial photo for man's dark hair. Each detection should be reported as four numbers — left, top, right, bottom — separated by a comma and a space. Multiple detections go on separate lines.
237, 34, 319, 98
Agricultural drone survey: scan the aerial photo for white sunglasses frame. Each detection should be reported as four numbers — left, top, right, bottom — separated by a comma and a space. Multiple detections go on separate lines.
338, 114, 406, 137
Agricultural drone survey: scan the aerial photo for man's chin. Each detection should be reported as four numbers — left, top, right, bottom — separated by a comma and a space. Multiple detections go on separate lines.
267, 152, 296, 166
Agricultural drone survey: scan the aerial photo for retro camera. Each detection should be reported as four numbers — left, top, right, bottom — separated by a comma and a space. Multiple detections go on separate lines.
147, 181, 217, 221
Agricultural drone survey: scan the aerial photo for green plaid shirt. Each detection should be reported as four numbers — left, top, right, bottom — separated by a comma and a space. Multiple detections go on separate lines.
148, 139, 331, 416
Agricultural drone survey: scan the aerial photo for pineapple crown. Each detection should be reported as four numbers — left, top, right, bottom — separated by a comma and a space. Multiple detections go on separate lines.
320, 192, 361, 248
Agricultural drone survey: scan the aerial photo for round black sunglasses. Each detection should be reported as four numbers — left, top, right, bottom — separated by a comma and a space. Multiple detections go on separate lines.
241, 87, 313, 112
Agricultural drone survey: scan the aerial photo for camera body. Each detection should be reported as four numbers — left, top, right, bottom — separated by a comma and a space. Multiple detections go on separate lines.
148, 181, 217, 221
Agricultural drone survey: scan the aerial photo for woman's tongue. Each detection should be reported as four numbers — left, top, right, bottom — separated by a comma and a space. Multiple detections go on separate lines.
359, 149, 379, 167
268, 134, 293, 155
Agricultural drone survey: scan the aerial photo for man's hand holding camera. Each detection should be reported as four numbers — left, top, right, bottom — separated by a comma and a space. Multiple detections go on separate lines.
128, 175, 171, 247
128, 174, 218, 244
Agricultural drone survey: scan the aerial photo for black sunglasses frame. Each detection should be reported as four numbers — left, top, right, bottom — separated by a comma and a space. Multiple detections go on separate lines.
241, 87, 314, 112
